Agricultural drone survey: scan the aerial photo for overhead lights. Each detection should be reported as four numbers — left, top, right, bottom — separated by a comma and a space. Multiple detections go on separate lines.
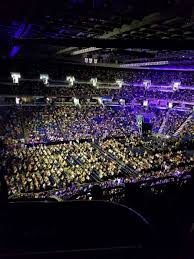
11, 72, 21, 84
72, 47, 101, 55
90, 78, 98, 87
172, 81, 181, 91
66, 76, 75, 86
120, 61, 169, 68
116, 80, 123, 88
84, 57, 98, 64
143, 80, 151, 89
143, 100, 148, 107
40, 74, 49, 85
168, 102, 173, 109
15, 97, 20, 105
73, 97, 80, 107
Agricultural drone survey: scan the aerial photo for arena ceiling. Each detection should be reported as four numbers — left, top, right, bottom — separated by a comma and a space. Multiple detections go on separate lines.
1, 0, 194, 70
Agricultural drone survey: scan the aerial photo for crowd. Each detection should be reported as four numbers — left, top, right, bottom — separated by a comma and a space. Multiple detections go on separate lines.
162, 110, 191, 136
0, 105, 192, 146
0, 67, 193, 199
1, 133, 193, 197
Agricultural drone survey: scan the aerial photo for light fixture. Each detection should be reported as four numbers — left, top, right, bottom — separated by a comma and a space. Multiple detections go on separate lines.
168, 102, 173, 109
11, 72, 21, 84
15, 97, 20, 105
90, 78, 98, 87
116, 80, 123, 88
172, 81, 181, 91
66, 76, 75, 86
143, 80, 151, 89
143, 100, 148, 107
40, 74, 49, 85
73, 97, 80, 106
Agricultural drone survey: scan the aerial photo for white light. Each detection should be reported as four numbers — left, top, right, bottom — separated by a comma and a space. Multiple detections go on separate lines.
15, 97, 20, 105
66, 76, 75, 86
119, 99, 125, 105
94, 58, 98, 64
116, 80, 123, 88
172, 81, 181, 91
143, 80, 151, 89
40, 74, 49, 85
46, 97, 52, 103
97, 97, 103, 105
143, 100, 148, 107
89, 58, 93, 64
85, 58, 88, 63
120, 61, 169, 68
73, 97, 80, 106
168, 102, 173, 109
90, 78, 98, 87
11, 72, 21, 84
71, 47, 101, 55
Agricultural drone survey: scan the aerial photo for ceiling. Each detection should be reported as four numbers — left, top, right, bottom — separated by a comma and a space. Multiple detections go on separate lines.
1, 0, 194, 70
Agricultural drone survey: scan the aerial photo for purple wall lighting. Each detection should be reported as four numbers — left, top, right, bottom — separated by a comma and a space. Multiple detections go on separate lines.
9, 23, 32, 58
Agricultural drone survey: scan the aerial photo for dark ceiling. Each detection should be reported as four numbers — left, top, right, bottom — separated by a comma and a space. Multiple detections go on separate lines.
1, 0, 194, 70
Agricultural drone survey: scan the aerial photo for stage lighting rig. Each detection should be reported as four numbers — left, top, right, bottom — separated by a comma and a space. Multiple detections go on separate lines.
11, 72, 21, 84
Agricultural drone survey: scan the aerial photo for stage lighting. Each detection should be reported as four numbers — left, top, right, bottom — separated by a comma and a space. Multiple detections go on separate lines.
97, 97, 103, 105
84, 58, 89, 63
168, 102, 173, 109
116, 80, 123, 88
143, 80, 151, 89
143, 100, 148, 107
40, 74, 49, 85
172, 81, 181, 91
66, 76, 75, 86
90, 78, 98, 87
15, 97, 20, 105
94, 58, 98, 64
89, 58, 93, 64
11, 72, 21, 84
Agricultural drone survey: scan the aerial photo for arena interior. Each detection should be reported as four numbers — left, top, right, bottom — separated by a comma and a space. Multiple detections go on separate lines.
0, 0, 194, 258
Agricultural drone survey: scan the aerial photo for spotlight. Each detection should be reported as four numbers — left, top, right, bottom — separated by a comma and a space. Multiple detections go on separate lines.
40, 74, 49, 85
84, 58, 89, 63
89, 58, 93, 64
94, 58, 98, 64
11, 72, 21, 84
